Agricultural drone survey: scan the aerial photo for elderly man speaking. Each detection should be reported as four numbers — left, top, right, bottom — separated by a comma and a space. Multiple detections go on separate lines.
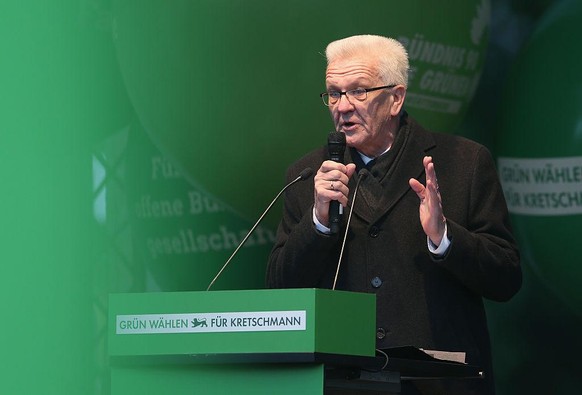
266, 35, 521, 395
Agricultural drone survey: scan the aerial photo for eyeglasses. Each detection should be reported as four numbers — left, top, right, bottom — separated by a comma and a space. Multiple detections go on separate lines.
320, 85, 396, 107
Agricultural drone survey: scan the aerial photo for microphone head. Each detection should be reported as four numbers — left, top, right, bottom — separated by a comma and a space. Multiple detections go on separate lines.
357, 168, 369, 180
299, 167, 314, 180
328, 131, 346, 162
328, 131, 346, 144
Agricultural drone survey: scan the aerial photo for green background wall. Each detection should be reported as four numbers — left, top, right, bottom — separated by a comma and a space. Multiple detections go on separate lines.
1, 0, 580, 393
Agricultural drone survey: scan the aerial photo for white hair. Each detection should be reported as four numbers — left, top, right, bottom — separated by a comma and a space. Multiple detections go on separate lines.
325, 35, 409, 87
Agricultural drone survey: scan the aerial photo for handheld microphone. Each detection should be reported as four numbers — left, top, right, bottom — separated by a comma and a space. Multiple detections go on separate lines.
206, 167, 314, 291
332, 169, 368, 290
328, 131, 346, 234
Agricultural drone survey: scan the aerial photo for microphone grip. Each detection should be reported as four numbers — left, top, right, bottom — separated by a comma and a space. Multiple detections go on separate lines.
329, 200, 341, 234
327, 131, 346, 235
329, 153, 342, 162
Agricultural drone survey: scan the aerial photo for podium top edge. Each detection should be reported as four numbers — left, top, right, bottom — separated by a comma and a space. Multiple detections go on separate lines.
108, 288, 373, 297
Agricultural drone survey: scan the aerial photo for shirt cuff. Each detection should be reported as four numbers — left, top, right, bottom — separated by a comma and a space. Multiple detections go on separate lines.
427, 222, 450, 256
312, 207, 331, 234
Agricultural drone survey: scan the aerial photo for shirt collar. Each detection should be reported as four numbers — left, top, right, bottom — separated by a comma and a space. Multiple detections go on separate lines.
358, 146, 391, 164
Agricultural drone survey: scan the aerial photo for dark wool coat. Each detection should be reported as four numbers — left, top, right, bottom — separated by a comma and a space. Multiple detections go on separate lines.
266, 113, 521, 395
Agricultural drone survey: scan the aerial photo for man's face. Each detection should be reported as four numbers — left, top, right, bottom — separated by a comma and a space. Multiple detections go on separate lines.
325, 57, 401, 157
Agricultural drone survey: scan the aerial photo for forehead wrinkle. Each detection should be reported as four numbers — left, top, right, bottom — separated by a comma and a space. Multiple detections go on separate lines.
325, 60, 379, 88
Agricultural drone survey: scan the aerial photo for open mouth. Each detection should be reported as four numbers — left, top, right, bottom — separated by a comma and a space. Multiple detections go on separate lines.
341, 122, 357, 130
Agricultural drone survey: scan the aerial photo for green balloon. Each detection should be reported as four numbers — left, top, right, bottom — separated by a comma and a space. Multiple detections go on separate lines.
497, 0, 582, 312
112, 0, 490, 221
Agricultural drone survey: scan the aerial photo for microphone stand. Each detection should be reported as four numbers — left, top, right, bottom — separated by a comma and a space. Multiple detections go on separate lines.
332, 169, 368, 290
207, 168, 313, 291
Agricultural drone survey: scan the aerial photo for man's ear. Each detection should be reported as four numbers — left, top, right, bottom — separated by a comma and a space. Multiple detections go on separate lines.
390, 85, 407, 116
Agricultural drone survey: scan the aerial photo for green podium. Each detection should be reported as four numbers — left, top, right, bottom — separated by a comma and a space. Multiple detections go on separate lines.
108, 288, 376, 394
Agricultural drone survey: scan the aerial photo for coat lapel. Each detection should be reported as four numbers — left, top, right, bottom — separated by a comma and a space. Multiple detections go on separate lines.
349, 116, 436, 225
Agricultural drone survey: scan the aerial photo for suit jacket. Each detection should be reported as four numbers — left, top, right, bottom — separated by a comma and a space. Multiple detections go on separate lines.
266, 113, 521, 395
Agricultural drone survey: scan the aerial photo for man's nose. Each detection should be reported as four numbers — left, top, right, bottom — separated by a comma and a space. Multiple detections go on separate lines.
336, 94, 355, 112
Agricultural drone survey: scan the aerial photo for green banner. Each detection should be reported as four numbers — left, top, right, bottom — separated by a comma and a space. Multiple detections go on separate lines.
496, 0, 582, 313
